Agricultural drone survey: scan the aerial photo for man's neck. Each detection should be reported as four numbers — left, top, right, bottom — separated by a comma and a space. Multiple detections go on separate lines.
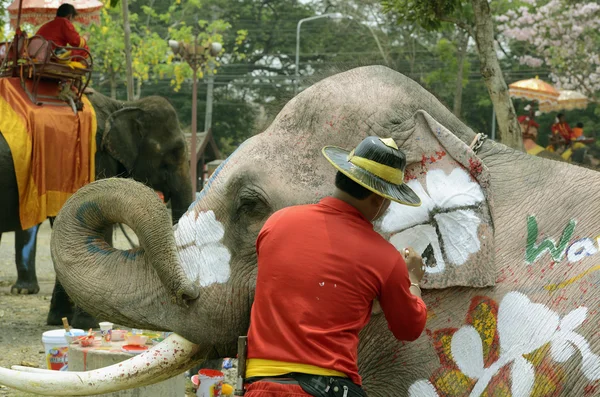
332, 190, 371, 220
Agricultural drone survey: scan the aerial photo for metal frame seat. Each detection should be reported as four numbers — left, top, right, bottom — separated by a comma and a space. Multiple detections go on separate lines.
0, 32, 28, 78
20, 35, 93, 110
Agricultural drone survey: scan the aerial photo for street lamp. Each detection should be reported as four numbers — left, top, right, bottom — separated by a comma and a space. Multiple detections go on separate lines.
169, 39, 222, 197
295, 12, 343, 95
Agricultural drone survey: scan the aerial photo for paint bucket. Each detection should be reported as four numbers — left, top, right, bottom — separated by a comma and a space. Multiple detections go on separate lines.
196, 369, 224, 397
42, 329, 71, 371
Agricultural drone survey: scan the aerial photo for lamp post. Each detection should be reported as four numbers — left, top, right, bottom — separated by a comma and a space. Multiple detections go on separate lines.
169, 38, 222, 197
295, 13, 343, 95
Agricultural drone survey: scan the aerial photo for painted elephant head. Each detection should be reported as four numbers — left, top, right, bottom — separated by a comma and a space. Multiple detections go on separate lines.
3, 66, 600, 396
90, 93, 193, 223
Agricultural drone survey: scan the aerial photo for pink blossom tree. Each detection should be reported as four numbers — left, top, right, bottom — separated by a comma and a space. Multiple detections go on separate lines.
497, 0, 600, 101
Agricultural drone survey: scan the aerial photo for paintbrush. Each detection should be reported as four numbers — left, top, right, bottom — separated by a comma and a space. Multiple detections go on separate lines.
61, 317, 71, 333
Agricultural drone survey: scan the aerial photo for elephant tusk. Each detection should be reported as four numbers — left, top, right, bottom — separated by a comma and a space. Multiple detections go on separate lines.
9, 366, 55, 373
0, 334, 199, 396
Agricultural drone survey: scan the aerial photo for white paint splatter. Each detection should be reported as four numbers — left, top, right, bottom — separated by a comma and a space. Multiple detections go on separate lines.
319, 282, 325, 287
379, 168, 485, 273
174, 210, 231, 287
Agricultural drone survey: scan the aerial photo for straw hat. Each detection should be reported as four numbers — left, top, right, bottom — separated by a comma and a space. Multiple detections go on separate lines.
322, 137, 421, 206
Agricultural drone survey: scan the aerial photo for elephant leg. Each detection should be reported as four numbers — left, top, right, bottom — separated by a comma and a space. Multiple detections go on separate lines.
48, 218, 106, 329
11, 224, 41, 295
46, 277, 74, 325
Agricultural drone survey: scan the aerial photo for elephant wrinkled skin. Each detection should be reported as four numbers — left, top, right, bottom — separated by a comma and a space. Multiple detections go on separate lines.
3, 66, 600, 396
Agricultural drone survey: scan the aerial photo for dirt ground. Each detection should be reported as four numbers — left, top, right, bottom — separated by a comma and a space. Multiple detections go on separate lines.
0, 221, 200, 397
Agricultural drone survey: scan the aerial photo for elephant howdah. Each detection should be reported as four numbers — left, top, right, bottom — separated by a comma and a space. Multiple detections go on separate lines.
2, 66, 599, 396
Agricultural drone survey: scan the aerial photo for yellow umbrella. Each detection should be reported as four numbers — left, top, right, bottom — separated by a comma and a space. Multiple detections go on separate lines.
509, 77, 560, 104
538, 90, 589, 113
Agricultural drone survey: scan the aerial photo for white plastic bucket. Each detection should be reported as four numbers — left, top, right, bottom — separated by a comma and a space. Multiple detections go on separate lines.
196, 369, 224, 397
42, 329, 79, 371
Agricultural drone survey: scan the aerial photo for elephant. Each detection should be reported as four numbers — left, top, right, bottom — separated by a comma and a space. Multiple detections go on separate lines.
2, 66, 600, 396
0, 89, 193, 326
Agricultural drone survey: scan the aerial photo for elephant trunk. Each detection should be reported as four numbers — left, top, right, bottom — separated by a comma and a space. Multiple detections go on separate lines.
0, 334, 200, 395
50, 178, 199, 327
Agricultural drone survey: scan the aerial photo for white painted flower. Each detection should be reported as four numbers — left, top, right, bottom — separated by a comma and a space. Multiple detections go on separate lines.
379, 168, 484, 273
410, 291, 600, 396
408, 380, 439, 397
174, 210, 231, 287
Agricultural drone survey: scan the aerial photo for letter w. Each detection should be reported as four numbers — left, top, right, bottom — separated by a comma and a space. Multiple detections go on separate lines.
525, 216, 576, 264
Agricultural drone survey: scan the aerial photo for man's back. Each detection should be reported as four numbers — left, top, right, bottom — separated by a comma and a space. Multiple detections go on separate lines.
36, 17, 86, 49
247, 196, 426, 385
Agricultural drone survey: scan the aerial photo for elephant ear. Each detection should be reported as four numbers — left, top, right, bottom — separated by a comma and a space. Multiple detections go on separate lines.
102, 107, 144, 172
375, 110, 495, 289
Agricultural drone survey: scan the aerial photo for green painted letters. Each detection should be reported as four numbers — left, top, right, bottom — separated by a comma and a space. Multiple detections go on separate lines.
525, 216, 576, 264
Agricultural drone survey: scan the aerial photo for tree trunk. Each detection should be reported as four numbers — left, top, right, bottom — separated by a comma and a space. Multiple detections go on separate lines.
471, 0, 522, 150
453, 30, 469, 117
110, 74, 117, 100
135, 78, 142, 100
121, 0, 134, 101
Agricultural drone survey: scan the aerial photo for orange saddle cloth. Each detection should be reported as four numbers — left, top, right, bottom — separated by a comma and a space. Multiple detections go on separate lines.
0, 77, 96, 230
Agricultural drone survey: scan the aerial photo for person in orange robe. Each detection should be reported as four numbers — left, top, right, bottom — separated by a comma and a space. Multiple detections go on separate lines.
571, 122, 585, 140
548, 113, 572, 152
35, 3, 90, 59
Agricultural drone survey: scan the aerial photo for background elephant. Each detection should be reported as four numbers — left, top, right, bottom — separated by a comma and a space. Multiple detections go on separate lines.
3, 66, 599, 396
0, 90, 192, 327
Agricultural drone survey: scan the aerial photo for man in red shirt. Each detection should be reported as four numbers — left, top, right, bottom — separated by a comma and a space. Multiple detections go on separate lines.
245, 136, 428, 396
35, 3, 90, 58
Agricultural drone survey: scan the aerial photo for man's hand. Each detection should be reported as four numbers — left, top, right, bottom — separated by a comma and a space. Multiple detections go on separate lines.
82, 33, 90, 42
404, 247, 425, 284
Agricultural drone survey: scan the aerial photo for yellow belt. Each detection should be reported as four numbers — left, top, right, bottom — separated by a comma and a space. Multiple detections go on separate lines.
246, 359, 347, 379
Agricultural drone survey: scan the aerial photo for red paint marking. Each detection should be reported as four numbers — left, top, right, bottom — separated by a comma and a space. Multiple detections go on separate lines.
468, 158, 483, 176
83, 350, 88, 371
584, 384, 598, 396
421, 155, 427, 167
404, 168, 417, 181
435, 150, 446, 159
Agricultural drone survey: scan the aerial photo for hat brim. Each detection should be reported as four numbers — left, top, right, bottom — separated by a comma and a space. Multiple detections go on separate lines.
322, 146, 422, 207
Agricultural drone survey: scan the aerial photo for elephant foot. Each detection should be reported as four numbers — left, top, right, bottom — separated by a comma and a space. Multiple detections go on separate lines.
10, 280, 40, 295
71, 309, 99, 330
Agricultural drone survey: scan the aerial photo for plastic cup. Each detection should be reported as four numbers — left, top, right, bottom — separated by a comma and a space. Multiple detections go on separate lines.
99, 321, 113, 346
196, 369, 224, 397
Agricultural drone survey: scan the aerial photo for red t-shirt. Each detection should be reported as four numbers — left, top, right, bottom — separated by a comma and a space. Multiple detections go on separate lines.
247, 197, 427, 385
35, 17, 88, 50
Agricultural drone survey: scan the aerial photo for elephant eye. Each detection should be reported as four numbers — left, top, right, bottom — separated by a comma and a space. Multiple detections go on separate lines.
235, 188, 270, 220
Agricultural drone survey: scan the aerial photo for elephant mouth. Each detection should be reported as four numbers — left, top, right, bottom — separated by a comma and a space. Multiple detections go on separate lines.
156, 190, 166, 203
377, 167, 488, 275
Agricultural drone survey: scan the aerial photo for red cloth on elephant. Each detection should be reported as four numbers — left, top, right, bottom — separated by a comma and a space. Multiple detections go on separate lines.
245, 382, 311, 397
247, 197, 427, 386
